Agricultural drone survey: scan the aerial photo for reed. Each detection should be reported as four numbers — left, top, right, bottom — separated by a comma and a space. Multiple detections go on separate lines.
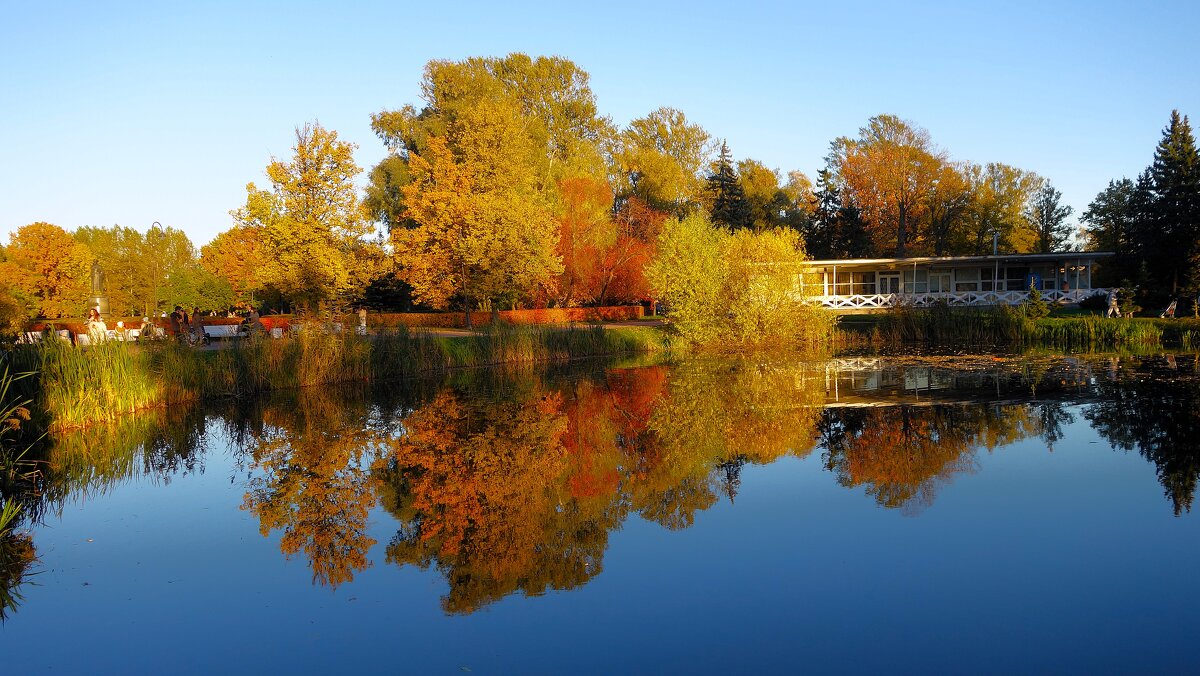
869, 304, 1183, 350
11, 323, 668, 431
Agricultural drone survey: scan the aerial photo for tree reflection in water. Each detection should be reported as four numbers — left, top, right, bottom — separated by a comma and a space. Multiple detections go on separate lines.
240, 388, 392, 588
1085, 354, 1200, 515
9, 354, 1200, 615
819, 404, 1052, 513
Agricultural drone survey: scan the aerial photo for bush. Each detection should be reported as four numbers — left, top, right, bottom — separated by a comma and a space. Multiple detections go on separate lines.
646, 214, 835, 349
1078, 291, 1109, 312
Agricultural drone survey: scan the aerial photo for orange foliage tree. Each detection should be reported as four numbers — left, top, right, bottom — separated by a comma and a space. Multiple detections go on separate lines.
554, 176, 615, 307
2, 222, 94, 318
199, 225, 267, 308
839, 115, 944, 257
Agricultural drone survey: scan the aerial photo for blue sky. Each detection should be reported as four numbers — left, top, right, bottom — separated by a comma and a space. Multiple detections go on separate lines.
3, 0, 1198, 247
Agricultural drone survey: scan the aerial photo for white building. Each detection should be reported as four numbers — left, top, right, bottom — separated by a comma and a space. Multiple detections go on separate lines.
800, 252, 1114, 312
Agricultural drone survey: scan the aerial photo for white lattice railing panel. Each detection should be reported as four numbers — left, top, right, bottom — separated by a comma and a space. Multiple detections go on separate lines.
806, 289, 1109, 310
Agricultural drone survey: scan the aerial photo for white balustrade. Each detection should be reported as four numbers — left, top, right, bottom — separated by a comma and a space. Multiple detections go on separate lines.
806, 289, 1110, 310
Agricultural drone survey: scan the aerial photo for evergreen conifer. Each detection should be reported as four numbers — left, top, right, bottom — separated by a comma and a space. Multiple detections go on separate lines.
705, 141, 752, 230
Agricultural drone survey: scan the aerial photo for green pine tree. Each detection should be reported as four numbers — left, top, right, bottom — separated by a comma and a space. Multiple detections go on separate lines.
1141, 110, 1200, 291
706, 141, 752, 230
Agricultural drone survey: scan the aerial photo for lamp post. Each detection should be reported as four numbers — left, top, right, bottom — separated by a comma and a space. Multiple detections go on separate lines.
150, 221, 162, 316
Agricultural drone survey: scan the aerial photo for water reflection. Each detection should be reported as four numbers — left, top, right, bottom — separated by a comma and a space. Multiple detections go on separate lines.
239, 388, 393, 588
1084, 355, 1200, 515
8, 353, 1200, 616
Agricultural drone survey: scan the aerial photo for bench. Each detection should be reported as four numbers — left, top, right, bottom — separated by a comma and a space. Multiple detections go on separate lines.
203, 324, 246, 339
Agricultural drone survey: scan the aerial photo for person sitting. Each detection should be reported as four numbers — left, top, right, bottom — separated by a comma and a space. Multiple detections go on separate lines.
87, 307, 107, 343
190, 306, 206, 344
1160, 299, 1177, 319
138, 316, 156, 341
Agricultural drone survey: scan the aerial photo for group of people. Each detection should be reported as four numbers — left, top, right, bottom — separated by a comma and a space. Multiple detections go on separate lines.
79, 305, 370, 344
168, 306, 207, 345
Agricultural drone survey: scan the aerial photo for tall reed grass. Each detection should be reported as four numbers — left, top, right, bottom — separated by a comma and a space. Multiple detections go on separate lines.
12, 323, 669, 431
871, 305, 1172, 350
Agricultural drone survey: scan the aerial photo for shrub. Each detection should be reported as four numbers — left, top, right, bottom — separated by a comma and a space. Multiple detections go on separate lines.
646, 214, 834, 349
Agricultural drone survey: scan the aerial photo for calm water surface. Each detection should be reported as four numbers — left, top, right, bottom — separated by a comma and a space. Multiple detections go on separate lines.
3, 354, 1200, 674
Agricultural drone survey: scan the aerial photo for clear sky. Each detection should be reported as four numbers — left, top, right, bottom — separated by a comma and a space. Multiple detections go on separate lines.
3, 0, 1198, 248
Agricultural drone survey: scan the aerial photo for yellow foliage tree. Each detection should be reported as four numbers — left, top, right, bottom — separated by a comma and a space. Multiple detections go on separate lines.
646, 214, 833, 347
395, 98, 561, 322
232, 123, 377, 310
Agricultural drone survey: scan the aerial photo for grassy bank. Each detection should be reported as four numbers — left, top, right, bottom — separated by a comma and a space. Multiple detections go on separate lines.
10, 323, 669, 432
853, 306, 1197, 351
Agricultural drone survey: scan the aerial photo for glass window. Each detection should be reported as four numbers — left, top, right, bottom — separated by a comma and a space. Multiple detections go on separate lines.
929, 272, 951, 293
902, 270, 928, 293
955, 268, 980, 292
981, 267, 995, 292
1004, 267, 1029, 291
851, 272, 876, 295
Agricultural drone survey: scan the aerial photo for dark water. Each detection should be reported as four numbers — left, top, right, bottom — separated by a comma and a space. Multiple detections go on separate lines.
3, 353, 1200, 674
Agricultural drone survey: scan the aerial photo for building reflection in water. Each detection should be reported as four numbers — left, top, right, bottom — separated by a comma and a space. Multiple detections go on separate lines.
7, 354, 1200, 615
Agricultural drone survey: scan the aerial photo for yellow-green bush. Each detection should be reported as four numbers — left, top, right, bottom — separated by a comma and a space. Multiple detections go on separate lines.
646, 214, 834, 349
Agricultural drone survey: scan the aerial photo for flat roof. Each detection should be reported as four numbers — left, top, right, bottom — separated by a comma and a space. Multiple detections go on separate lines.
803, 251, 1115, 268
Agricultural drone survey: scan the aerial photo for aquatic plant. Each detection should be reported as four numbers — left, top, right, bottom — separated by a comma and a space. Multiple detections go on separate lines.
12, 323, 668, 431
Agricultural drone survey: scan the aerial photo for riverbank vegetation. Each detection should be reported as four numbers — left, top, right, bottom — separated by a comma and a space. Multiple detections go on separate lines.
850, 305, 1199, 351
8, 324, 667, 432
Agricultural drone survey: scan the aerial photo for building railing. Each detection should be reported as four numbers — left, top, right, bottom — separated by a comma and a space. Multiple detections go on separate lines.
806, 288, 1109, 310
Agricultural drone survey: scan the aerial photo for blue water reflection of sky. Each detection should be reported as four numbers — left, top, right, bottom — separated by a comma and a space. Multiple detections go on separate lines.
4, 402, 1199, 674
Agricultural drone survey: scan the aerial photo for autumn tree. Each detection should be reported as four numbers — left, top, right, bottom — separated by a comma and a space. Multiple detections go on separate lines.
553, 176, 616, 306
371, 55, 604, 317
1025, 180, 1075, 252
232, 123, 377, 310
925, 162, 973, 255
963, 162, 1042, 254
396, 113, 561, 321
1, 222, 93, 318
199, 225, 269, 308
839, 115, 944, 257
369, 55, 612, 228
593, 196, 665, 304
646, 213, 833, 346
616, 107, 713, 216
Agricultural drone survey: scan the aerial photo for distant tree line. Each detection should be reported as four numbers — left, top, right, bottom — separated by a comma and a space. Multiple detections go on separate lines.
3, 52, 1194, 334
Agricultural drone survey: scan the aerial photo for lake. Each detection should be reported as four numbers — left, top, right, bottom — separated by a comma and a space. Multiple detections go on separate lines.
3, 353, 1199, 674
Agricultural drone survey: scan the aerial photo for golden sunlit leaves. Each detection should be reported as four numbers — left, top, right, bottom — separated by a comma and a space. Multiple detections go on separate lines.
232, 123, 377, 310
2, 222, 93, 319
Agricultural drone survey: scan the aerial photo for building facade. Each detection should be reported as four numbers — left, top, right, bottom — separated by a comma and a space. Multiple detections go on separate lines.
800, 252, 1114, 311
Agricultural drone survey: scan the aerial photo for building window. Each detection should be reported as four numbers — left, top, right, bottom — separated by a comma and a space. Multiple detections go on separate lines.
902, 270, 929, 293
851, 272, 875, 295
955, 268, 980, 292
930, 272, 951, 293
1004, 267, 1029, 291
